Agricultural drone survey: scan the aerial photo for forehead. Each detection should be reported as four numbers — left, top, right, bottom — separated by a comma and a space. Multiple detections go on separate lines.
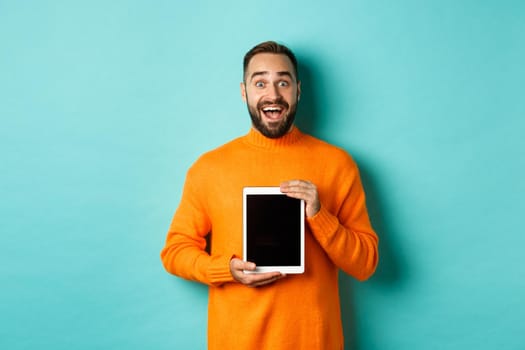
245, 53, 296, 80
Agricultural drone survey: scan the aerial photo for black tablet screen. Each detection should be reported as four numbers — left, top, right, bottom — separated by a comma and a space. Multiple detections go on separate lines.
246, 194, 301, 266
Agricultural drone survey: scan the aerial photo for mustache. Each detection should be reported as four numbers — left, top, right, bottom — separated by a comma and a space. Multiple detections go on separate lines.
257, 97, 289, 110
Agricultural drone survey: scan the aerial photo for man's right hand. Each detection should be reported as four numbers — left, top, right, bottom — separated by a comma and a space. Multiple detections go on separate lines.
230, 258, 285, 287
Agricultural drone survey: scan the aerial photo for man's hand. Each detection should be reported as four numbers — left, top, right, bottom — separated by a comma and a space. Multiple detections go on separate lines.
230, 258, 285, 287
280, 180, 321, 218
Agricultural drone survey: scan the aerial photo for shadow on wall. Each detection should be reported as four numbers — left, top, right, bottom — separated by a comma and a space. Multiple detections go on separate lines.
296, 56, 407, 349
339, 159, 407, 349
295, 58, 321, 135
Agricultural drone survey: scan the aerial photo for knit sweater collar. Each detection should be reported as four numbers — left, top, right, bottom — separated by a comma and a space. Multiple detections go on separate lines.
244, 125, 303, 150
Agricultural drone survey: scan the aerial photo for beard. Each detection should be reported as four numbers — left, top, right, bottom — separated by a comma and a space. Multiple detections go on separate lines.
246, 96, 298, 139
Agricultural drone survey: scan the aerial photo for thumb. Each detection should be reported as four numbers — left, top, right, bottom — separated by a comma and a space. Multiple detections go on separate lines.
241, 260, 256, 271
231, 258, 256, 271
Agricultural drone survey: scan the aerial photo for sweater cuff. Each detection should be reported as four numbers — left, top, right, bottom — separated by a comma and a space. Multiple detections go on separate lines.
207, 254, 236, 287
306, 205, 339, 244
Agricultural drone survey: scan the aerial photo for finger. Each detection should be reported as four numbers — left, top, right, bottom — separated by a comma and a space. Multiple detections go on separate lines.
230, 259, 257, 284
231, 258, 256, 272
247, 272, 285, 287
241, 261, 257, 272
230, 259, 286, 287
282, 179, 312, 186
282, 187, 316, 202
280, 181, 320, 217
281, 180, 316, 194
281, 179, 309, 190
236, 269, 282, 286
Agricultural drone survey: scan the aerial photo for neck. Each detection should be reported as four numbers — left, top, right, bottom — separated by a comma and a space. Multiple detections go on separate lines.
244, 125, 303, 150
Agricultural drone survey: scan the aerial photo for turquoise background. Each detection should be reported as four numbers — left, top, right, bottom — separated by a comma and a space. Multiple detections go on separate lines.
1, 1, 524, 349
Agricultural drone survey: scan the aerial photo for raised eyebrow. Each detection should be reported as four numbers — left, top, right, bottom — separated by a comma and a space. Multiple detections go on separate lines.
277, 71, 293, 79
249, 71, 294, 81
250, 71, 268, 82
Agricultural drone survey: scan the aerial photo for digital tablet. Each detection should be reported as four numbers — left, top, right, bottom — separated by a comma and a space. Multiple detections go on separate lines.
243, 187, 305, 274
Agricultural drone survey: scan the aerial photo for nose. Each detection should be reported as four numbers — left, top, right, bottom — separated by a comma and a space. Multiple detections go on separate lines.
268, 82, 282, 99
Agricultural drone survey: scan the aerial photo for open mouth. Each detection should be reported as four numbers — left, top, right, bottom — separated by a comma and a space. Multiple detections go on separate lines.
261, 106, 286, 120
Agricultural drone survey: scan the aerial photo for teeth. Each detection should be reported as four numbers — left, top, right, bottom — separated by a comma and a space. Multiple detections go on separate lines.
263, 107, 282, 112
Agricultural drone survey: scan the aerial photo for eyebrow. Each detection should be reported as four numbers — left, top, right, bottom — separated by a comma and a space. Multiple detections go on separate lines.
250, 71, 294, 82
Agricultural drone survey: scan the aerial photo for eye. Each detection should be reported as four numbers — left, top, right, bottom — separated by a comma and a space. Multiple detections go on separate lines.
255, 81, 265, 88
278, 81, 289, 87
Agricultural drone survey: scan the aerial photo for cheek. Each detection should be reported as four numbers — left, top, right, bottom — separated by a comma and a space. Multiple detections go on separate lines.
246, 92, 261, 105
285, 92, 298, 103
284, 87, 298, 98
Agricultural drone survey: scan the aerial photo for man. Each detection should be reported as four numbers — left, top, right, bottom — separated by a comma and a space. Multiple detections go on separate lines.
161, 41, 378, 349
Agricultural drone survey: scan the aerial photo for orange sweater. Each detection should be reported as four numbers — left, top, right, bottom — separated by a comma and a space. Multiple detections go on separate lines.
161, 127, 378, 349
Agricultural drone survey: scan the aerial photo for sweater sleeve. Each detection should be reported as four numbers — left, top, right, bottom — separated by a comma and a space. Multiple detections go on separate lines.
307, 159, 379, 281
160, 167, 235, 287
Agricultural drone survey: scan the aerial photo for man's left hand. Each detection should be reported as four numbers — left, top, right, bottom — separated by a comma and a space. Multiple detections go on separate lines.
280, 180, 320, 218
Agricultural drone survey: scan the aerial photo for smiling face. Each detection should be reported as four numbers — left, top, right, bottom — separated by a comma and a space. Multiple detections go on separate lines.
241, 53, 301, 138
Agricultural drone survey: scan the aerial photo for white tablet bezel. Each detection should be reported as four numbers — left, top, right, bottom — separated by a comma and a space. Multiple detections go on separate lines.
242, 186, 305, 274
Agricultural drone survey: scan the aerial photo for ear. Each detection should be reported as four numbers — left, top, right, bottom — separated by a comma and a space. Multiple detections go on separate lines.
240, 82, 247, 102
297, 80, 302, 101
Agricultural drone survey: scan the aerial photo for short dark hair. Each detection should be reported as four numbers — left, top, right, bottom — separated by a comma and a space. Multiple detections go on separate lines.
243, 41, 299, 81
